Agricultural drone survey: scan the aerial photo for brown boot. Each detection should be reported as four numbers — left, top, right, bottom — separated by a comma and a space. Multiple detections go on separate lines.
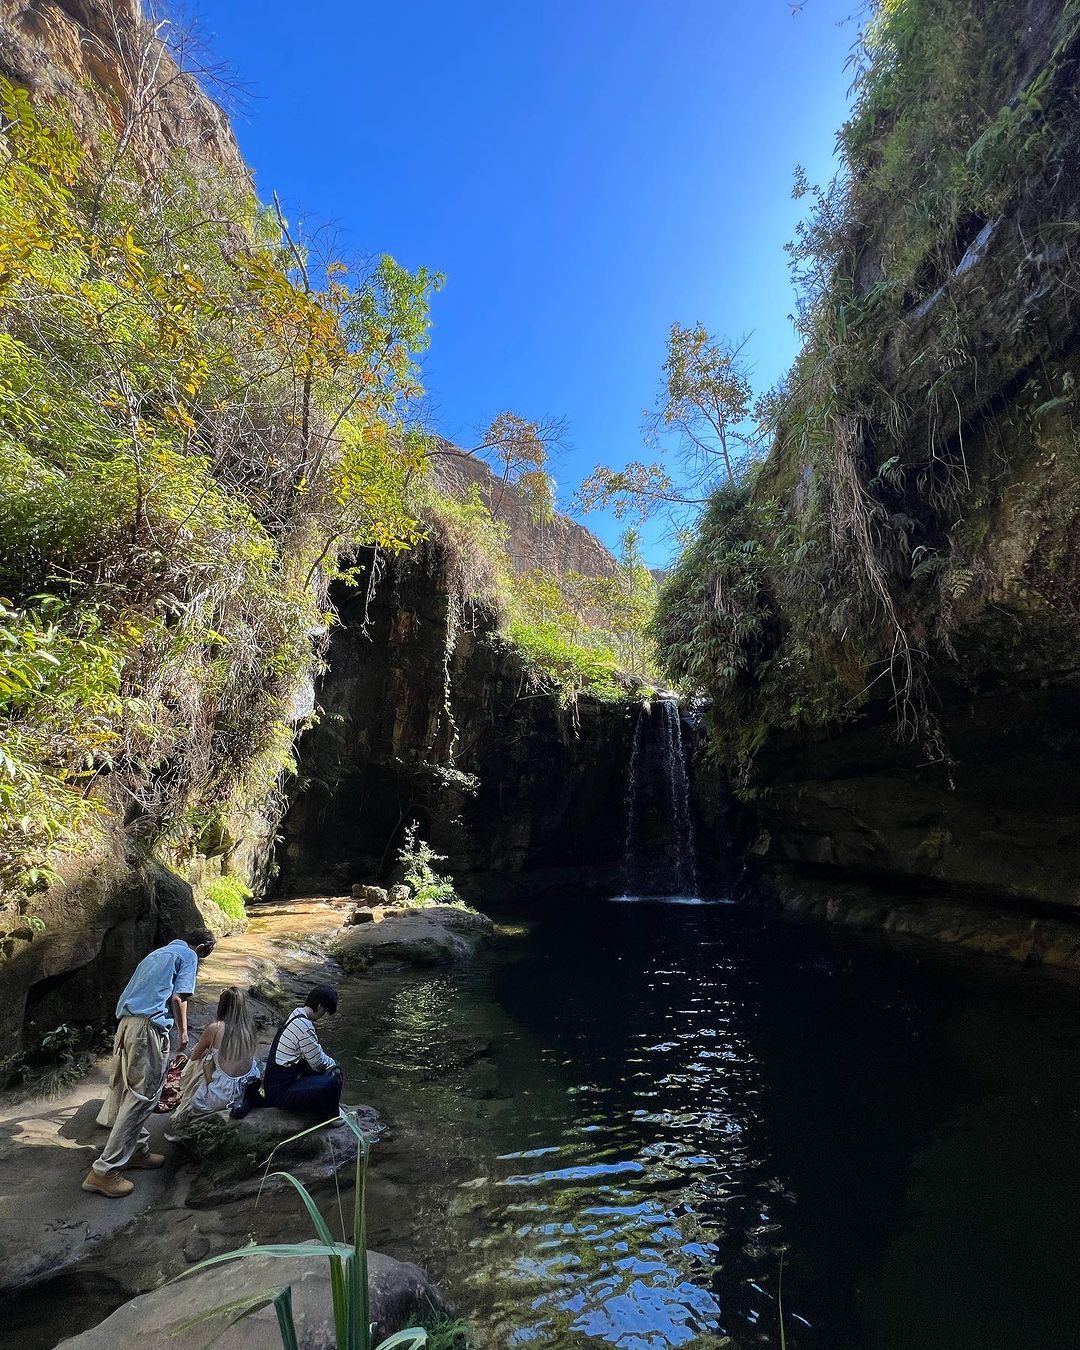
123, 1150, 165, 1170
81, 1168, 135, 1198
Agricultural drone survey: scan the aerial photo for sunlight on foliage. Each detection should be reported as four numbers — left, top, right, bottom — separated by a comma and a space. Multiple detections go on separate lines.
0, 74, 438, 935
424, 484, 656, 706
397, 822, 462, 907
652, 0, 1080, 783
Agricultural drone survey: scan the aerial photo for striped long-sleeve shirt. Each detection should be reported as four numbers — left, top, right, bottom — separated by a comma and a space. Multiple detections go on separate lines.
272, 1007, 337, 1073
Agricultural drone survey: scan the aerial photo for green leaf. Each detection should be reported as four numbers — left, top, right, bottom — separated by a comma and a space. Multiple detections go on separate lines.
266, 1170, 348, 1348
375, 1331, 428, 1350
273, 1287, 301, 1350
173, 1240, 354, 1284
168, 1287, 291, 1341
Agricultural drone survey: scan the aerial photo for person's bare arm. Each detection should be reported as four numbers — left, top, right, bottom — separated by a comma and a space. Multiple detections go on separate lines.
171, 993, 191, 1049
188, 1021, 219, 1062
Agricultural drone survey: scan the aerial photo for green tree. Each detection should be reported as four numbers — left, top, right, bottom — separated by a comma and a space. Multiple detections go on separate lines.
470, 411, 562, 525
576, 323, 758, 524
0, 73, 439, 917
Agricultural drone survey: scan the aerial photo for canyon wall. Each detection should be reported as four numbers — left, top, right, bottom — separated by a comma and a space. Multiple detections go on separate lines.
277, 537, 638, 903
693, 0, 1080, 966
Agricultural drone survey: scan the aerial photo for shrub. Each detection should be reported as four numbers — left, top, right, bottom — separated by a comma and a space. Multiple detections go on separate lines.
654, 0, 1080, 779
0, 71, 439, 931
206, 875, 252, 923
498, 619, 627, 706
397, 822, 460, 907
422, 485, 650, 708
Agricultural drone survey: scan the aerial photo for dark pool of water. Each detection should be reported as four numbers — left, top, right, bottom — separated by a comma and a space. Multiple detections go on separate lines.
342, 895, 1080, 1350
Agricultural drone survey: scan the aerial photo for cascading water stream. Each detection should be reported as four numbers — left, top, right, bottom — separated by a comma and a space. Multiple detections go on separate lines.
622, 701, 648, 888
622, 698, 698, 895
664, 700, 698, 894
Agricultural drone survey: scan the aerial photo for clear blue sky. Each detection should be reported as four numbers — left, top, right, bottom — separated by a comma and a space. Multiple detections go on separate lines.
193, 1, 857, 563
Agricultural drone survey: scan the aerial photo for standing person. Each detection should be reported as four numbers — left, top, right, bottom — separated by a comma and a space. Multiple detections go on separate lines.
263, 984, 343, 1121
167, 985, 259, 1134
82, 929, 216, 1198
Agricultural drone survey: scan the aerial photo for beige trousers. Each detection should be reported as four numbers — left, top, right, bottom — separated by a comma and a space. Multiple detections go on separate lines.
93, 1014, 169, 1174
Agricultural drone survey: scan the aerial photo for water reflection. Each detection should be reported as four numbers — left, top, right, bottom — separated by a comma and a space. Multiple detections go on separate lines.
341, 899, 1080, 1350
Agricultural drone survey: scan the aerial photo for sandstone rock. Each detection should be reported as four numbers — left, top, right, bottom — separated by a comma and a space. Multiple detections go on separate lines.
351, 885, 389, 906
0, 1091, 176, 1293
389, 884, 412, 904
56, 1247, 447, 1350
2, 850, 211, 1067
347, 904, 385, 926
1, 0, 250, 186
333, 905, 495, 972
181, 1104, 382, 1207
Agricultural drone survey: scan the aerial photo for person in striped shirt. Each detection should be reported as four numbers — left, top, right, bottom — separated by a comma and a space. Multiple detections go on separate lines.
262, 984, 343, 1121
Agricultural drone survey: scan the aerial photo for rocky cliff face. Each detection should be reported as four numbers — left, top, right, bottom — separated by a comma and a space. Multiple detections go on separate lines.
277, 537, 638, 901
710, 0, 1080, 966
432, 448, 618, 578
744, 684, 1080, 968
0, 0, 248, 180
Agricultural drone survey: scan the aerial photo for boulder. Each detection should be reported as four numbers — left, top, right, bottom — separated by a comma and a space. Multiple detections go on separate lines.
56, 1247, 447, 1349
333, 906, 495, 972
389, 885, 412, 904
350, 885, 389, 906
181, 1104, 382, 1207
347, 904, 384, 926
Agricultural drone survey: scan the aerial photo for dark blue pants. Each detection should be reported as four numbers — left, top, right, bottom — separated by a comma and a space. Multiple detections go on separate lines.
264, 1067, 342, 1120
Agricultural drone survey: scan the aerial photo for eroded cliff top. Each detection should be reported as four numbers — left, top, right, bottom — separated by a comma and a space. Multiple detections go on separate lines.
1, 0, 249, 183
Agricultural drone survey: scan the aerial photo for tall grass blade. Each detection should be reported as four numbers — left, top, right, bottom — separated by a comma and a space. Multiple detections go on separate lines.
267, 1170, 349, 1349
172, 1112, 387, 1350
169, 1288, 294, 1337
256, 1114, 346, 1179
176, 1240, 353, 1283
273, 1287, 301, 1350
355, 1120, 370, 1350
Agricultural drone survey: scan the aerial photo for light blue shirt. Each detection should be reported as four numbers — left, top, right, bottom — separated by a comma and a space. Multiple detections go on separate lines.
115, 939, 199, 1029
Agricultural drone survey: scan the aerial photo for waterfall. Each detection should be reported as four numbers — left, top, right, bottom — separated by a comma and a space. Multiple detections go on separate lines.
622, 699, 698, 896
664, 700, 698, 895
623, 702, 648, 886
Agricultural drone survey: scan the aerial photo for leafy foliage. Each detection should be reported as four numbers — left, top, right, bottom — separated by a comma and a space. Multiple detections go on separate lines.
396, 821, 460, 907
206, 874, 252, 923
424, 484, 655, 705
0, 74, 438, 929
577, 323, 759, 522
475, 411, 560, 525
653, 0, 1080, 782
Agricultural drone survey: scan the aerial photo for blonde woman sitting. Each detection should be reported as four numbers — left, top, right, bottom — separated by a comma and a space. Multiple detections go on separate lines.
168, 986, 259, 1135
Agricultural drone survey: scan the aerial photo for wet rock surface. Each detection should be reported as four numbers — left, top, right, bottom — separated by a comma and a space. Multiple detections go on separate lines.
742, 686, 1080, 965
276, 541, 638, 900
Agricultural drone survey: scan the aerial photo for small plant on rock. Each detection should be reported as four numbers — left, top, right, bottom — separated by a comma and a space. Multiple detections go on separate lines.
206, 874, 253, 923
396, 821, 459, 907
